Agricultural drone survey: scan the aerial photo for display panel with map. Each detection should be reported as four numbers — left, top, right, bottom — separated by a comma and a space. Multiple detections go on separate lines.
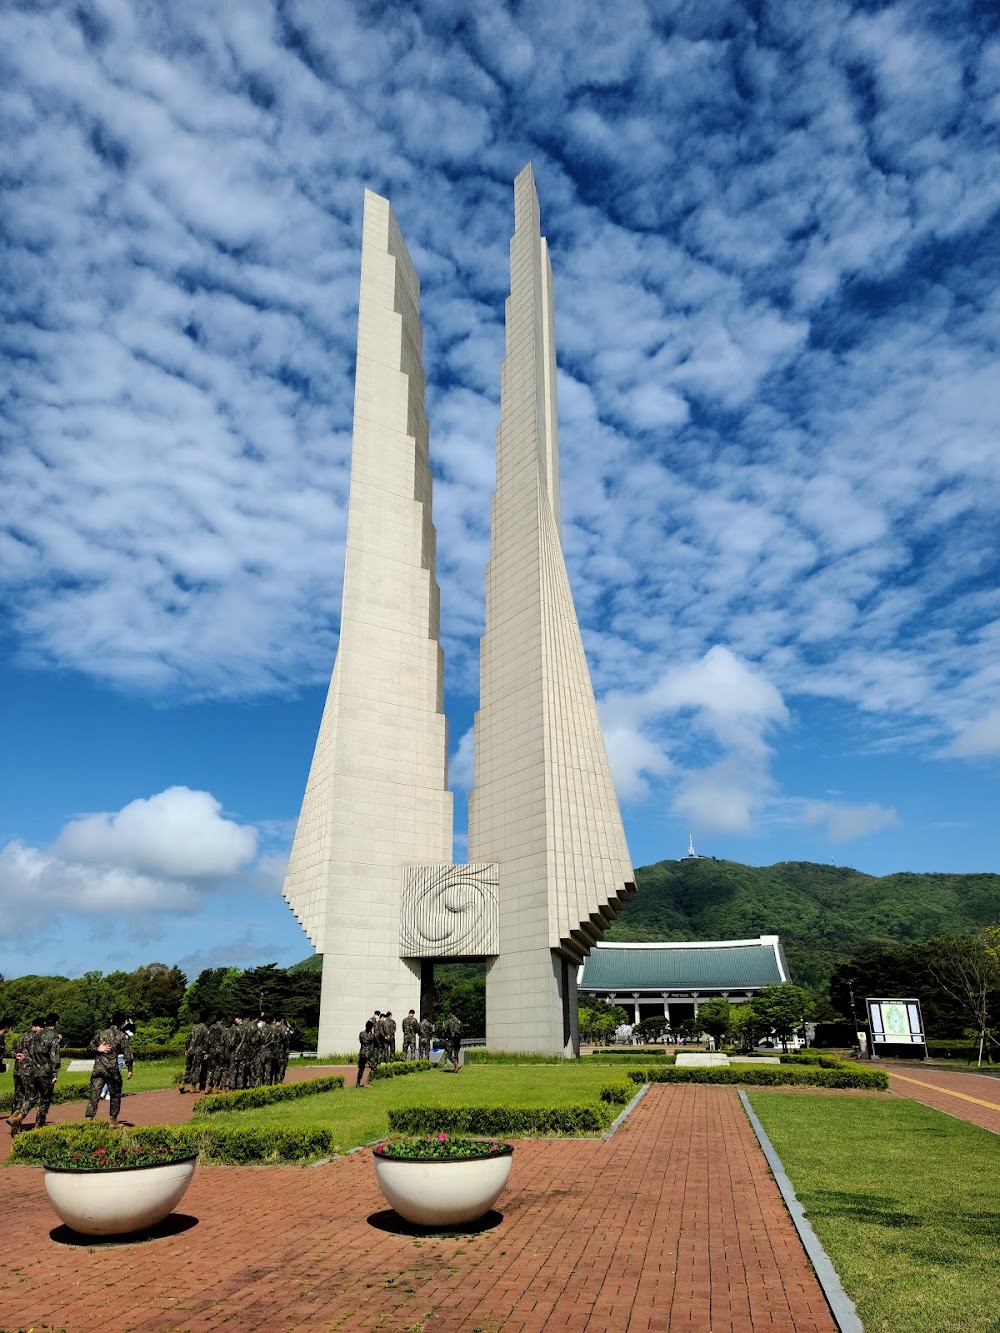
866, 997, 925, 1046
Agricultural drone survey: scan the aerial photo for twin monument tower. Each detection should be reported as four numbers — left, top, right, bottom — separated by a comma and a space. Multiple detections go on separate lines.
282, 167, 636, 1055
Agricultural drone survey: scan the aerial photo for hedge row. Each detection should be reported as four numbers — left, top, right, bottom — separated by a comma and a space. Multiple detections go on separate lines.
370, 1060, 434, 1081
0, 1080, 95, 1114
590, 1049, 675, 1059
387, 1102, 616, 1136
194, 1075, 344, 1116
778, 1053, 850, 1069
9, 1121, 338, 1166
599, 1080, 635, 1105
625, 1065, 889, 1090
50, 1046, 182, 1062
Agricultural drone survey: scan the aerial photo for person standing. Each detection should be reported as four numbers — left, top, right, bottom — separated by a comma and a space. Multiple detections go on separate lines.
84, 1013, 133, 1127
203, 1018, 227, 1093
443, 1011, 463, 1072
418, 1014, 434, 1060
179, 1018, 209, 1094
384, 1011, 397, 1059
401, 1010, 417, 1061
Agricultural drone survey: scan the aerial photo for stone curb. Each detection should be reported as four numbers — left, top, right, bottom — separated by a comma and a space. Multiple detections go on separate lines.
603, 1083, 649, 1138
738, 1090, 863, 1333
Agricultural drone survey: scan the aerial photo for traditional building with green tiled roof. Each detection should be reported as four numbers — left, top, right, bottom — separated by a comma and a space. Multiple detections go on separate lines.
577, 936, 788, 1027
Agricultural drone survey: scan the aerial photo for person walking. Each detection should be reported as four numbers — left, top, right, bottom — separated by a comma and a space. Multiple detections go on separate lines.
356, 1019, 376, 1087
6, 1019, 51, 1135
33, 1013, 62, 1128
401, 1010, 418, 1060
84, 1013, 133, 1127
443, 1011, 463, 1072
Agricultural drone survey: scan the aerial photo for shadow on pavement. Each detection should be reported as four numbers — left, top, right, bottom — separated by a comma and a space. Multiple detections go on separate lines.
50, 1213, 199, 1246
366, 1208, 503, 1237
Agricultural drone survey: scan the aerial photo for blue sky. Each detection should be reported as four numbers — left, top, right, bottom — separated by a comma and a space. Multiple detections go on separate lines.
2, 0, 999, 981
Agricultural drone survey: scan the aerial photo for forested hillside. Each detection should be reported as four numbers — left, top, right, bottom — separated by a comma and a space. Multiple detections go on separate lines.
607, 858, 1000, 989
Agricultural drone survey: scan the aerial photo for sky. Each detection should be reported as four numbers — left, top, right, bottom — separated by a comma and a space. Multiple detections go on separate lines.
1, 0, 999, 982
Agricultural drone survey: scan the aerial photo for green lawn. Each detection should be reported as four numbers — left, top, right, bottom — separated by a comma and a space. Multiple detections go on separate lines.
748, 1091, 1000, 1333
201, 1063, 618, 1151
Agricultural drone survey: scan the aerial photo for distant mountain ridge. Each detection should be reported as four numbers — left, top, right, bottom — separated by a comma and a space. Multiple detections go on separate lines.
606, 858, 1000, 989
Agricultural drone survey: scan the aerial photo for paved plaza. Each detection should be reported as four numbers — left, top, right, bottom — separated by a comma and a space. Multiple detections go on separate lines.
5, 1082, 837, 1333
6, 1065, 998, 1332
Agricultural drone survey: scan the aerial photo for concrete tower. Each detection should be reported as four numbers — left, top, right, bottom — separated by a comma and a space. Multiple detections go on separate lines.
467, 165, 636, 1055
281, 190, 452, 1054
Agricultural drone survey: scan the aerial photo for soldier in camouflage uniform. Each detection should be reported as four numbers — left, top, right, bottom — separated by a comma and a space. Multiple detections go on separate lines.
224, 1017, 244, 1090
203, 1018, 227, 1093
443, 1011, 463, 1072
277, 1018, 292, 1083
384, 1012, 397, 1058
179, 1018, 210, 1094
249, 1018, 269, 1087
418, 1015, 434, 1060
84, 1013, 133, 1125
401, 1010, 418, 1060
33, 1014, 62, 1127
6, 1019, 52, 1135
261, 1019, 283, 1084
356, 1019, 376, 1087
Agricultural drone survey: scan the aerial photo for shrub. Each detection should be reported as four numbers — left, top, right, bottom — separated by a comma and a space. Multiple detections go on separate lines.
463, 1051, 568, 1065
599, 1080, 635, 1105
387, 1103, 616, 1136
193, 1075, 344, 1116
590, 1050, 676, 1062
53, 1045, 182, 1062
0, 1081, 92, 1114
10, 1121, 338, 1166
374, 1134, 513, 1160
778, 1053, 849, 1069
623, 1066, 889, 1090
370, 1060, 434, 1081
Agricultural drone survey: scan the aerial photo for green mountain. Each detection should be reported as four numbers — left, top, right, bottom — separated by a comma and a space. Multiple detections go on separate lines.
606, 858, 1000, 990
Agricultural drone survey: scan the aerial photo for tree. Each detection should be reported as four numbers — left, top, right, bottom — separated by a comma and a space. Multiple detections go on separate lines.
695, 998, 732, 1050
124, 963, 187, 1022
578, 997, 628, 1044
749, 983, 814, 1052
925, 931, 1000, 1066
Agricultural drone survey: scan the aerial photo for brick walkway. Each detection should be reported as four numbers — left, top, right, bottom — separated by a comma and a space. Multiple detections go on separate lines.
2, 1083, 836, 1333
885, 1063, 1000, 1135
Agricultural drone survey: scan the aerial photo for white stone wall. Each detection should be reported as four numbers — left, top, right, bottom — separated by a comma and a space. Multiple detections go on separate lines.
469, 166, 636, 1055
282, 191, 452, 1054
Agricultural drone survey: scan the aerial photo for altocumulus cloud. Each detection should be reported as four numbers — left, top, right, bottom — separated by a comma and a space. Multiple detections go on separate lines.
1, 1, 998, 835
0, 788, 266, 939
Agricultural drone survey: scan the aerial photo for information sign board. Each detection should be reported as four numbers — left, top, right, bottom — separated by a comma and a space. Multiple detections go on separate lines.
866, 997, 925, 1046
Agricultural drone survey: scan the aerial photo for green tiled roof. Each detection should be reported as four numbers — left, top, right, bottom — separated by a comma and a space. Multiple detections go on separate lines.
579, 941, 783, 991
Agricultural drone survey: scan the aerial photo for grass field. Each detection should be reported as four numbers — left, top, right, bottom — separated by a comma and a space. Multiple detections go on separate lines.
201, 1063, 618, 1151
749, 1091, 1000, 1333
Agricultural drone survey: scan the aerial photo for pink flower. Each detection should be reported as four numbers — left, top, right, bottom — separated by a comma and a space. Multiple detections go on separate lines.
437, 1132, 448, 1141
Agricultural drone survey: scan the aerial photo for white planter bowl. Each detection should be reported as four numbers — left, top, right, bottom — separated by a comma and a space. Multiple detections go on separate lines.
44, 1156, 198, 1236
373, 1149, 513, 1226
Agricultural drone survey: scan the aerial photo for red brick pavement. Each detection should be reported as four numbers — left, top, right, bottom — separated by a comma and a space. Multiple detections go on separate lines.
2, 1084, 837, 1333
884, 1062, 1000, 1134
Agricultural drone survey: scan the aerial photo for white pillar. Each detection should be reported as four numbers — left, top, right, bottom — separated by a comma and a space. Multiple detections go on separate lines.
632, 992, 640, 1025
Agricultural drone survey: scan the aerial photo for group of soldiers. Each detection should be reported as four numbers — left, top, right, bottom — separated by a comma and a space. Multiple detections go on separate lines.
356, 1008, 463, 1086
3, 1011, 136, 1133
178, 1016, 293, 1094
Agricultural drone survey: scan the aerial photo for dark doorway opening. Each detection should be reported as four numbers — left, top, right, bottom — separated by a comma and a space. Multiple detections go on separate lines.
418, 959, 487, 1039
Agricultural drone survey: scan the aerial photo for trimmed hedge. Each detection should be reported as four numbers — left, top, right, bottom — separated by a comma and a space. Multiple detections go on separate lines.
387, 1103, 616, 1136
9, 1121, 338, 1166
370, 1060, 434, 1081
193, 1075, 344, 1116
624, 1065, 889, 1090
52, 1046, 182, 1062
0, 1080, 94, 1114
591, 1049, 675, 1059
778, 1053, 850, 1069
599, 1079, 635, 1105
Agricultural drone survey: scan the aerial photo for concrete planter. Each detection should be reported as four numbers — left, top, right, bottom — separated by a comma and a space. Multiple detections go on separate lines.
373, 1147, 513, 1226
43, 1155, 198, 1236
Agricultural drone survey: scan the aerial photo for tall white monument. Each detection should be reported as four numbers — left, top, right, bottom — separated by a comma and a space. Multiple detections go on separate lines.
281, 190, 453, 1055
468, 165, 635, 1054
283, 168, 635, 1055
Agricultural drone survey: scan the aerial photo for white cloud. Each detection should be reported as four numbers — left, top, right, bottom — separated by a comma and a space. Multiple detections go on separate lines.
0, 787, 266, 939
790, 800, 900, 844
449, 726, 475, 792
941, 710, 1000, 759
54, 786, 257, 879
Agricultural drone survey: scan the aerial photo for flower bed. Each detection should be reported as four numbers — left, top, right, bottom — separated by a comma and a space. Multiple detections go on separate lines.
624, 1065, 889, 1090
10, 1121, 339, 1166
370, 1060, 434, 1081
387, 1102, 616, 1136
193, 1074, 344, 1116
375, 1133, 512, 1161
